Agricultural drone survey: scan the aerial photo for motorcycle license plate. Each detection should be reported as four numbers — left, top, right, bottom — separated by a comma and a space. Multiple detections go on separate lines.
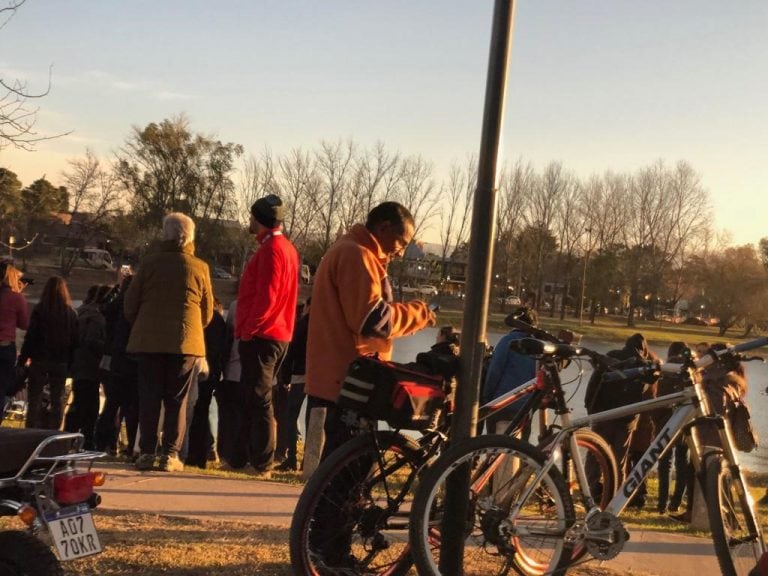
44, 503, 102, 561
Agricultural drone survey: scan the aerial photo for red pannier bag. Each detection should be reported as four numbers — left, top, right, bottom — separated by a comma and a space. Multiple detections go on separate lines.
339, 355, 446, 431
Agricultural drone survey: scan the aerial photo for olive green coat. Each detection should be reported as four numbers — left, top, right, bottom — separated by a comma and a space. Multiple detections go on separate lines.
124, 241, 213, 356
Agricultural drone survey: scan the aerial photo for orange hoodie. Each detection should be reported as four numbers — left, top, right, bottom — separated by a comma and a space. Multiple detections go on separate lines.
305, 224, 433, 402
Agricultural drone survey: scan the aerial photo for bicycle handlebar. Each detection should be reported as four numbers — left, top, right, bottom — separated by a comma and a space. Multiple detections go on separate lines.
504, 317, 578, 345
657, 336, 768, 376
512, 335, 768, 387
508, 337, 615, 369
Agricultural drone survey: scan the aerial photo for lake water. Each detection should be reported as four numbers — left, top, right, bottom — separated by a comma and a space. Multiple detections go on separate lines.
392, 328, 768, 474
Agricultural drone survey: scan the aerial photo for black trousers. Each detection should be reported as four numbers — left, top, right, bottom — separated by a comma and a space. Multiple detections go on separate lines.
26, 361, 68, 430
657, 438, 690, 511
95, 357, 139, 455
215, 379, 250, 468
186, 378, 217, 468
277, 384, 306, 464
586, 415, 639, 496
0, 344, 16, 425
64, 379, 100, 450
238, 337, 288, 470
136, 354, 197, 458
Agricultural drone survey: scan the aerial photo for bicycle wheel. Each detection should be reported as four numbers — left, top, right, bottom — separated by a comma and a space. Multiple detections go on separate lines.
289, 431, 421, 576
561, 428, 618, 511
409, 434, 575, 576
705, 453, 766, 576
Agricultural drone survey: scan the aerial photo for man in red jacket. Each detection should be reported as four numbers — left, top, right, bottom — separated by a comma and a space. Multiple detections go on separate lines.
236, 194, 299, 473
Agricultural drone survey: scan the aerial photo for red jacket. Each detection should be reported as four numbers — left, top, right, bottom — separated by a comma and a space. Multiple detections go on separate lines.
236, 229, 299, 342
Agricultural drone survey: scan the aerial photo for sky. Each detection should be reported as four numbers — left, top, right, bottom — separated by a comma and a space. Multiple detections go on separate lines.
1, 0, 766, 246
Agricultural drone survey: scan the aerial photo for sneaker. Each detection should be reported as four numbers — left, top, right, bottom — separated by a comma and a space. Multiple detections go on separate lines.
135, 453, 155, 471
670, 510, 692, 523
159, 455, 185, 472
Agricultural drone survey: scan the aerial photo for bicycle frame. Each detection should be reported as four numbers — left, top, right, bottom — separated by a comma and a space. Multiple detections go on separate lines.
514, 356, 760, 541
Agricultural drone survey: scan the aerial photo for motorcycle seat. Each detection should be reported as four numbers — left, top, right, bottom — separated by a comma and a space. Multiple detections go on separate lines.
0, 428, 76, 478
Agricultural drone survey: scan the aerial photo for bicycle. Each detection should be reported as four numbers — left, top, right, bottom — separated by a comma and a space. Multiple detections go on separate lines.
289, 323, 619, 576
408, 336, 767, 576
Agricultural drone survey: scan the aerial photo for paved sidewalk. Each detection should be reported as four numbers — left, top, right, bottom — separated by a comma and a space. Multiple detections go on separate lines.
95, 462, 302, 525
95, 462, 721, 576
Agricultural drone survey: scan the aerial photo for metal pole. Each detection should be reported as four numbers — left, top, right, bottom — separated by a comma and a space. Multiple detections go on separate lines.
440, 1, 516, 573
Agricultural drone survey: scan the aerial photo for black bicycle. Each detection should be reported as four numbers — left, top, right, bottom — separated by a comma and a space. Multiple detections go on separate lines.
289, 321, 619, 576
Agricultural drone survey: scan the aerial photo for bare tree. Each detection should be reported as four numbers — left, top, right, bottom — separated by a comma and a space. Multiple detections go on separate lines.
59, 150, 121, 275
495, 158, 534, 296
552, 174, 585, 318
314, 139, 355, 252
392, 154, 440, 240
527, 161, 568, 309
438, 156, 476, 278
237, 149, 279, 224
1, 0, 70, 150
343, 141, 399, 229
620, 160, 711, 325
277, 147, 319, 252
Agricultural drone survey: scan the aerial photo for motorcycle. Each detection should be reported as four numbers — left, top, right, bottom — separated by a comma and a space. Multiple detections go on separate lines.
0, 428, 105, 576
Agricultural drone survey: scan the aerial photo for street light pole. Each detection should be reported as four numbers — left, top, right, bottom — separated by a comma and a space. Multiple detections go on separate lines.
8, 235, 15, 260
578, 227, 592, 326
441, 1, 517, 572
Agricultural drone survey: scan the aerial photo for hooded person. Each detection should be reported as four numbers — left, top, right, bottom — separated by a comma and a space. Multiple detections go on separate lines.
586, 332, 659, 500
481, 306, 539, 439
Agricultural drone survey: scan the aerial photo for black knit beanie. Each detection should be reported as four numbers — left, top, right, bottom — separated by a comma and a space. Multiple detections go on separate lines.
250, 194, 284, 228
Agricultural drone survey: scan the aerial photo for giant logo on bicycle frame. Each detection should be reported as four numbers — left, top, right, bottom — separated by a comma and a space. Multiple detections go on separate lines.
623, 427, 674, 498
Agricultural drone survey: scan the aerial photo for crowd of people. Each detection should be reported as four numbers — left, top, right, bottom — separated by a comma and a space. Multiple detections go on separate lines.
0, 198, 438, 478
0, 196, 761, 521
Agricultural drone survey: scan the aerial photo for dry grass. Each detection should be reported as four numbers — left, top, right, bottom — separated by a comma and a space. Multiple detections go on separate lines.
64, 510, 292, 576
54, 510, 632, 576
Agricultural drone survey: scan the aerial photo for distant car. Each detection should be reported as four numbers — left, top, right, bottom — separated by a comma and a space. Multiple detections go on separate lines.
682, 316, 708, 326
418, 285, 438, 296
401, 284, 419, 295
502, 295, 522, 306
212, 266, 233, 279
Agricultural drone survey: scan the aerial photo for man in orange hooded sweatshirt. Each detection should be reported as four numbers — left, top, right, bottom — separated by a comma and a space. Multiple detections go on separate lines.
305, 201, 436, 460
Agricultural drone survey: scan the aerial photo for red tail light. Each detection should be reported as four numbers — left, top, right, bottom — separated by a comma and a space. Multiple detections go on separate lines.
53, 472, 96, 504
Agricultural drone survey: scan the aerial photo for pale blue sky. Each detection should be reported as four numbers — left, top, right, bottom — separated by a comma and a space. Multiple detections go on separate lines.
1, 1, 766, 245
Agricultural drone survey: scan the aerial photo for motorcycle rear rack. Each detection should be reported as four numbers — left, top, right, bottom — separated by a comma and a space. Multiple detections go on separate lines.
0, 432, 105, 488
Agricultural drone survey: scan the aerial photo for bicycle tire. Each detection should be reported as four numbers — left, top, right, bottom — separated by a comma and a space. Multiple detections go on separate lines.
566, 428, 619, 510
705, 452, 766, 576
409, 434, 575, 576
289, 431, 421, 576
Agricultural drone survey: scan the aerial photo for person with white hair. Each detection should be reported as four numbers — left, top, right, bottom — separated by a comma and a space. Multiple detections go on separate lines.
124, 212, 214, 472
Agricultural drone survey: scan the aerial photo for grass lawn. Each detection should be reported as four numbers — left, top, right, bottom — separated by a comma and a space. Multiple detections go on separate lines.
437, 308, 759, 350
37, 510, 627, 576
